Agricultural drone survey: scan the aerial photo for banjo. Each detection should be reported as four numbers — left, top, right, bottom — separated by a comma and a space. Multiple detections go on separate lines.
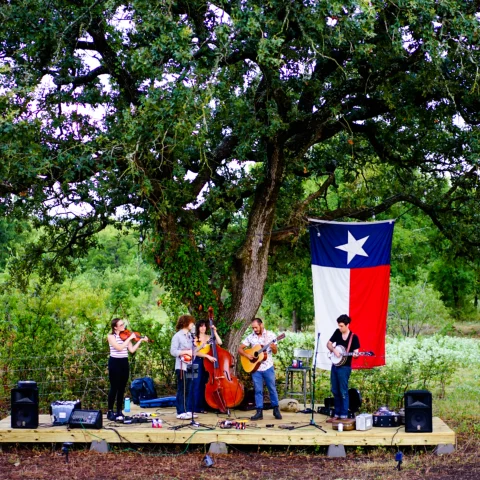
328, 343, 374, 366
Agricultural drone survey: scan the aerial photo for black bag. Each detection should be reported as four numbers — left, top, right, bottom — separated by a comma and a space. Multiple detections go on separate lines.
130, 377, 157, 404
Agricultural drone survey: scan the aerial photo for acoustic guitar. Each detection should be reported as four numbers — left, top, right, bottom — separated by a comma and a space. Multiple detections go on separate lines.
240, 333, 286, 373
328, 342, 374, 366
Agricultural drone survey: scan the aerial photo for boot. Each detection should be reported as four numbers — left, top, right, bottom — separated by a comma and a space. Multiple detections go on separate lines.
273, 406, 282, 420
250, 409, 263, 420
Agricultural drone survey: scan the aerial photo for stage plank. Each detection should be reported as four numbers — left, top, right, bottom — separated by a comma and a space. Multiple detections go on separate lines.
0, 407, 455, 447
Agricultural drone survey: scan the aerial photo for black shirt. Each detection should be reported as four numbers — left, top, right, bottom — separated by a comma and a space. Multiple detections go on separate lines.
329, 329, 360, 367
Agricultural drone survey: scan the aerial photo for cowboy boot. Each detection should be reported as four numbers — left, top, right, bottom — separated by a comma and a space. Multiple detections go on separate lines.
250, 409, 263, 420
273, 406, 282, 420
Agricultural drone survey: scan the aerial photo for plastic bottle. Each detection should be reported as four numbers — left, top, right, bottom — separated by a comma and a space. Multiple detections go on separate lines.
124, 397, 131, 413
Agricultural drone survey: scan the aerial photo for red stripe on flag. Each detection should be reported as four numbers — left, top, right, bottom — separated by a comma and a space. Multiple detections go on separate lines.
349, 265, 390, 369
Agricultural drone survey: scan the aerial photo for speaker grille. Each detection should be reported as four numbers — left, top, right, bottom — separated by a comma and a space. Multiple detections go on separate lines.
11, 404, 39, 429
404, 390, 433, 433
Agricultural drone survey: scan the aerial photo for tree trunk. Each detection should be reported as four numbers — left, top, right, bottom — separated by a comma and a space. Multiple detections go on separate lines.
292, 310, 299, 332
224, 142, 285, 354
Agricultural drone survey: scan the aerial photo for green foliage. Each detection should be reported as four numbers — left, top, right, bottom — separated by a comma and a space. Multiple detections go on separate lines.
78, 228, 141, 273
0, 219, 30, 270
389, 215, 437, 285
262, 270, 314, 331
388, 278, 453, 337
1, 0, 479, 349
0, 226, 175, 415
428, 258, 477, 314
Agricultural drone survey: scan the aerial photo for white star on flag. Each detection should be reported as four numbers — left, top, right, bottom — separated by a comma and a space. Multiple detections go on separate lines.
335, 231, 370, 264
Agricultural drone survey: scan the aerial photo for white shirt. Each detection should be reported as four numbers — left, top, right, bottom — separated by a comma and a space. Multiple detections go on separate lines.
242, 329, 277, 372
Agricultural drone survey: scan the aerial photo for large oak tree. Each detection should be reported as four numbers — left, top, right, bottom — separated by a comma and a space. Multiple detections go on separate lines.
1, 1, 479, 350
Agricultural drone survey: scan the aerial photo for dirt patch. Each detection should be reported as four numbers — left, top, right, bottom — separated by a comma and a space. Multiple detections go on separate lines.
453, 323, 480, 337
0, 438, 479, 480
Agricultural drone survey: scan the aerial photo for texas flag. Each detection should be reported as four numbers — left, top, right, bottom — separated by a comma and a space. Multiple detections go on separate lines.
309, 219, 395, 370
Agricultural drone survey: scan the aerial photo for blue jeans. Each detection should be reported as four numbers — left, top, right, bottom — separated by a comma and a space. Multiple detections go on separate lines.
252, 367, 279, 409
175, 369, 192, 414
330, 365, 351, 418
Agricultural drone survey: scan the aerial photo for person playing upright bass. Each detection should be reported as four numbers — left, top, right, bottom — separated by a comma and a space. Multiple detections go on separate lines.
238, 318, 282, 421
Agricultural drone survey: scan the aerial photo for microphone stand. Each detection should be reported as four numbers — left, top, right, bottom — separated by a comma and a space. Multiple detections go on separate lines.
294, 332, 326, 432
170, 332, 214, 431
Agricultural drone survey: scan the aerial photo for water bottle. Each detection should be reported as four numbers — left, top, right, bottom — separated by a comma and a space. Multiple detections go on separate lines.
124, 397, 131, 413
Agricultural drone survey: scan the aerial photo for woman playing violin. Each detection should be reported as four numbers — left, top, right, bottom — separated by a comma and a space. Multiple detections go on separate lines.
107, 318, 149, 421
190, 319, 222, 414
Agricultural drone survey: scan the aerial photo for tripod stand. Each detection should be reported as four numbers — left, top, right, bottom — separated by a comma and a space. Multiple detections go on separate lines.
170, 334, 214, 431
294, 332, 326, 433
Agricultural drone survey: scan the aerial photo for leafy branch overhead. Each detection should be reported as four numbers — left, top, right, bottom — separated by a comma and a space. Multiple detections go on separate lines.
1, 1, 479, 347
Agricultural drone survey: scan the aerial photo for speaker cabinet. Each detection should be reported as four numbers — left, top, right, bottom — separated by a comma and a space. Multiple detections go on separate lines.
11, 383, 39, 429
404, 390, 432, 433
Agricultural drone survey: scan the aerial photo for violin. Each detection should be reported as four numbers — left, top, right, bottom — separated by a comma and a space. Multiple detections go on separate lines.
182, 338, 213, 363
119, 328, 154, 343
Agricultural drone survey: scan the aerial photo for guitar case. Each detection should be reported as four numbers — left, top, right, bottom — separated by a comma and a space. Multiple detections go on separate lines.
332, 418, 356, 431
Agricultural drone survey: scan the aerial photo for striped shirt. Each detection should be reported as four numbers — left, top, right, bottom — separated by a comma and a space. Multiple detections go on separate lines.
109, 334, 128, 358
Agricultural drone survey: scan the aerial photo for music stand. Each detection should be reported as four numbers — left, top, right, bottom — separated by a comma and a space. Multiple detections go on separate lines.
293, 332, 326, 433
170, 334, 214, 431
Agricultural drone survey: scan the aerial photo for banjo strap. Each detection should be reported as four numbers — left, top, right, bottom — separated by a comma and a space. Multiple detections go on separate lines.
346, 331, 354, 354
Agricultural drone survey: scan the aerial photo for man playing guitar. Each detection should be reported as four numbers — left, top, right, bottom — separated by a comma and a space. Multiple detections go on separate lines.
238, 318, 282, 421
326, 314, 360, 423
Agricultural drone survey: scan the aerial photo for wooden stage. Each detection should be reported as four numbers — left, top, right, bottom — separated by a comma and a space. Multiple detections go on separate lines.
0, 405, 455, 448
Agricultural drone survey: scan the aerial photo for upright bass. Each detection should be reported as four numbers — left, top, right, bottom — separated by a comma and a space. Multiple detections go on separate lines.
203, 307, 244, 413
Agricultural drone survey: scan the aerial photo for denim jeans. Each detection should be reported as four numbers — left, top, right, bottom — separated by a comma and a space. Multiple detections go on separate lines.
251, 366, 279, 409
175, 369, 192, 414
330, 365, 351, 418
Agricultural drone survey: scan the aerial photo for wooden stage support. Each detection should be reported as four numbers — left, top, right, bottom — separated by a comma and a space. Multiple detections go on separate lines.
0, 406, 455, 448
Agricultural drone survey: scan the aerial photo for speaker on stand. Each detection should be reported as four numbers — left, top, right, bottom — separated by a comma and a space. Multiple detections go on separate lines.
404, 389, 432, 433
11, 380, 39, 429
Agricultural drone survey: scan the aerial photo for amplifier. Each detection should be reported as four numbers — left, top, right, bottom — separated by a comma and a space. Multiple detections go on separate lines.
372, 414, 401, 427
50, 400, 81, 426
69, 409, 103, 429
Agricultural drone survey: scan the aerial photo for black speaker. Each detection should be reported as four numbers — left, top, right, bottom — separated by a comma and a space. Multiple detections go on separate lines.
404, 390, 432, 433
11, 381, 39, 429
324, 397, 334, 409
